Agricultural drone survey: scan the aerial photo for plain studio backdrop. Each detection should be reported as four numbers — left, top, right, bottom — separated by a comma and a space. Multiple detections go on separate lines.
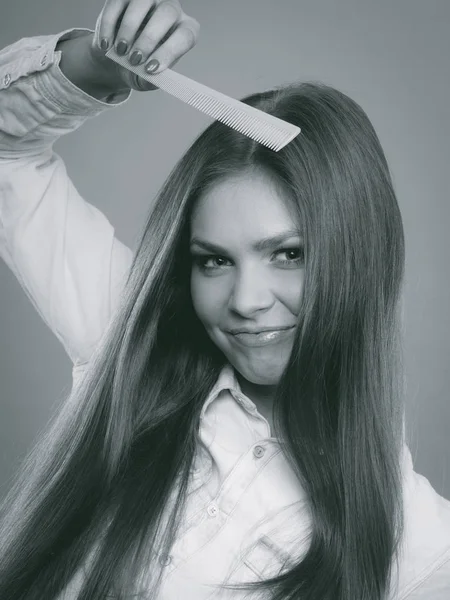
0, 0, 449, 503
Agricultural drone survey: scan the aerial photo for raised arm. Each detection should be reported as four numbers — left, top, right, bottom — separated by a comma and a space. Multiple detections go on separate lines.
0, 29, 134, 368
0, 0, 200, 370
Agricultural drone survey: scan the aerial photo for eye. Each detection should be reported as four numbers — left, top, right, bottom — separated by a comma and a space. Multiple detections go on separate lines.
275, 246, 304, 265
190, 246, 305, 273
192, 254, 230, 272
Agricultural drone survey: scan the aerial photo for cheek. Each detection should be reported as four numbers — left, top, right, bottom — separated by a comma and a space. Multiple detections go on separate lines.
289, 273, 305, 313
272, 270, 305, 314
190, 273, 225, 326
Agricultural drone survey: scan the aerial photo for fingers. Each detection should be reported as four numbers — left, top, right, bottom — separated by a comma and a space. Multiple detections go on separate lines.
96, 0, 135, 49
96, 0, 199, 75
121, 1, 183, 66
115, 0, 168, 58
145, 23, 197, 71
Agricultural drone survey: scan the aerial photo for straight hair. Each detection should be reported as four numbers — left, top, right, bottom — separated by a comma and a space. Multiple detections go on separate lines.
0, 80, 406, 600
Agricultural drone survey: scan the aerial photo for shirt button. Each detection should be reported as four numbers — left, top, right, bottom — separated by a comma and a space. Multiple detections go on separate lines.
159, 554, 172, 567
253, 445, 265, 458
3, 73, 11, 87
207, 503, 218, 517
40, 54, 48, 66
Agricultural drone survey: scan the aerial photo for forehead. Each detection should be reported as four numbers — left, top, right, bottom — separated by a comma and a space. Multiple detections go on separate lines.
191, 170, 298, 241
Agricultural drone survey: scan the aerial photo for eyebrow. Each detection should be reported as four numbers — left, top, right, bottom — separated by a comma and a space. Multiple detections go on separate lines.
190, 229, 302, 254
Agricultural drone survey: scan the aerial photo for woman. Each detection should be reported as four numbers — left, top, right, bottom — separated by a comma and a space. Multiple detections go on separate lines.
0, 1, 449, 598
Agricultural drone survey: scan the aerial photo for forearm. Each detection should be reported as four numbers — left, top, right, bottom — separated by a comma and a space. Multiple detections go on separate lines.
0, 29, 131, 155
56, 32, 129, 101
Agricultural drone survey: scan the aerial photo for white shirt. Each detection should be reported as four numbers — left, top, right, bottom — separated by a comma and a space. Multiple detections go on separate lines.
1, 28, 450, 600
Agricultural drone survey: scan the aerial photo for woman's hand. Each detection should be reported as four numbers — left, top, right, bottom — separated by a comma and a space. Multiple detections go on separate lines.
90, 0, 200, 91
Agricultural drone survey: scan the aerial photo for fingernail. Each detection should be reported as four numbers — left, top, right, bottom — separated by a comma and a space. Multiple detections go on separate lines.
116, 40, 128, 56
100, 38, 109, 51
145, 59, 160, 73
129, 50, 143, 66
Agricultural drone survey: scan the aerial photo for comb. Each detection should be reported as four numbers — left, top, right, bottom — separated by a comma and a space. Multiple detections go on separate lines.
105, 46, 300, 152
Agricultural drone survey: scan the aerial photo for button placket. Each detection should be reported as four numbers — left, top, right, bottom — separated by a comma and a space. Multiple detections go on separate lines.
158, 554, 172, 567
206, 502, 219, 517
253, 444, 266, 459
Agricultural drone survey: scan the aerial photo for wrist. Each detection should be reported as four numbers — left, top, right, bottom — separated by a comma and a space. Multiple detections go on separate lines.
56, 32, 130, 100
87, 35, 130, 94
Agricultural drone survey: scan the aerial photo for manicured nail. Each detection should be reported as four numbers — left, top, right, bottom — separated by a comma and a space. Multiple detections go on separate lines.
145, 59, 160, 73
100, 38, 109, 51
129, 50, 143, 66
116, 40, 128, 56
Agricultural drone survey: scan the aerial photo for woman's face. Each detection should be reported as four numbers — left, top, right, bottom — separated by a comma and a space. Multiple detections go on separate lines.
190, 169, 305, 386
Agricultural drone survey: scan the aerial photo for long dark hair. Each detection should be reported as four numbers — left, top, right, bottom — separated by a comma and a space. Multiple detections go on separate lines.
0, 81, 406, 599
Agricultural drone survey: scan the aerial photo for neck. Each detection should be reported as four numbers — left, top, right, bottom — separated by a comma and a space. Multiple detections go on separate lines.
235, 372, 277, 411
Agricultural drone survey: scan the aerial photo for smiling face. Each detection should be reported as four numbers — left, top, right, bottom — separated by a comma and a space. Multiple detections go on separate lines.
190, 168, 305, 388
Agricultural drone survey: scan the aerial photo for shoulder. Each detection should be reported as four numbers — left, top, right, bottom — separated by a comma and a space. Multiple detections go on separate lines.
393, 445, 450, 598
401, 548, 450, 599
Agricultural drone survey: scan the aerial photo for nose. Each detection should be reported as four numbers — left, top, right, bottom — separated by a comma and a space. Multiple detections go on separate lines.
227, 265, 275, 316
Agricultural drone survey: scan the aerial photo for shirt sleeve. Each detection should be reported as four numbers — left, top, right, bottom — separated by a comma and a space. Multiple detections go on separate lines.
0, 28, 134, 367
395, 445, 450, 599
405, 548, 450, 598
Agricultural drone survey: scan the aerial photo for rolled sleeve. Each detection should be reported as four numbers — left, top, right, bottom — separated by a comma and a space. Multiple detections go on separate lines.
0, 28, 132, 156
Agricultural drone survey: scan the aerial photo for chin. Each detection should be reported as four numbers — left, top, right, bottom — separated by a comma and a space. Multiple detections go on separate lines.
233, 356, 288, 386
211, 331, 293, 384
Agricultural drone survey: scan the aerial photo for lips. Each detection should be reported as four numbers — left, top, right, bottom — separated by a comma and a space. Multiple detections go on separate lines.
227, 326, 296, 348
227, 325, 295, 335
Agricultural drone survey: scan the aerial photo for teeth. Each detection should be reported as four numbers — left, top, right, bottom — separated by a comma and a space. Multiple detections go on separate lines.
260, 331, 281, 339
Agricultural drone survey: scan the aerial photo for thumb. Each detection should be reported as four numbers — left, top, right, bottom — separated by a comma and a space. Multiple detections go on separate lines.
127, 71, 159, 92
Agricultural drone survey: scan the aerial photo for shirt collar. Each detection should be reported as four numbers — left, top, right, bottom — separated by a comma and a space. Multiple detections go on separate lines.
200, 367, 410, 462
200, 363, 259, 419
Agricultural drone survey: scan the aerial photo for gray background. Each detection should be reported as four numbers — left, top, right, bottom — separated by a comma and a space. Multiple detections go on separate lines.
1, 0, 449, 501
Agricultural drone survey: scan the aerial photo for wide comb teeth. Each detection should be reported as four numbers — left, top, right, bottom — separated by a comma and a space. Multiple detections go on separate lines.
105, 47, 301, 152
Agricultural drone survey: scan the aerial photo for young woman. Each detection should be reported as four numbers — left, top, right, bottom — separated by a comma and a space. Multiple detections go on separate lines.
0, 1, 449, 599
